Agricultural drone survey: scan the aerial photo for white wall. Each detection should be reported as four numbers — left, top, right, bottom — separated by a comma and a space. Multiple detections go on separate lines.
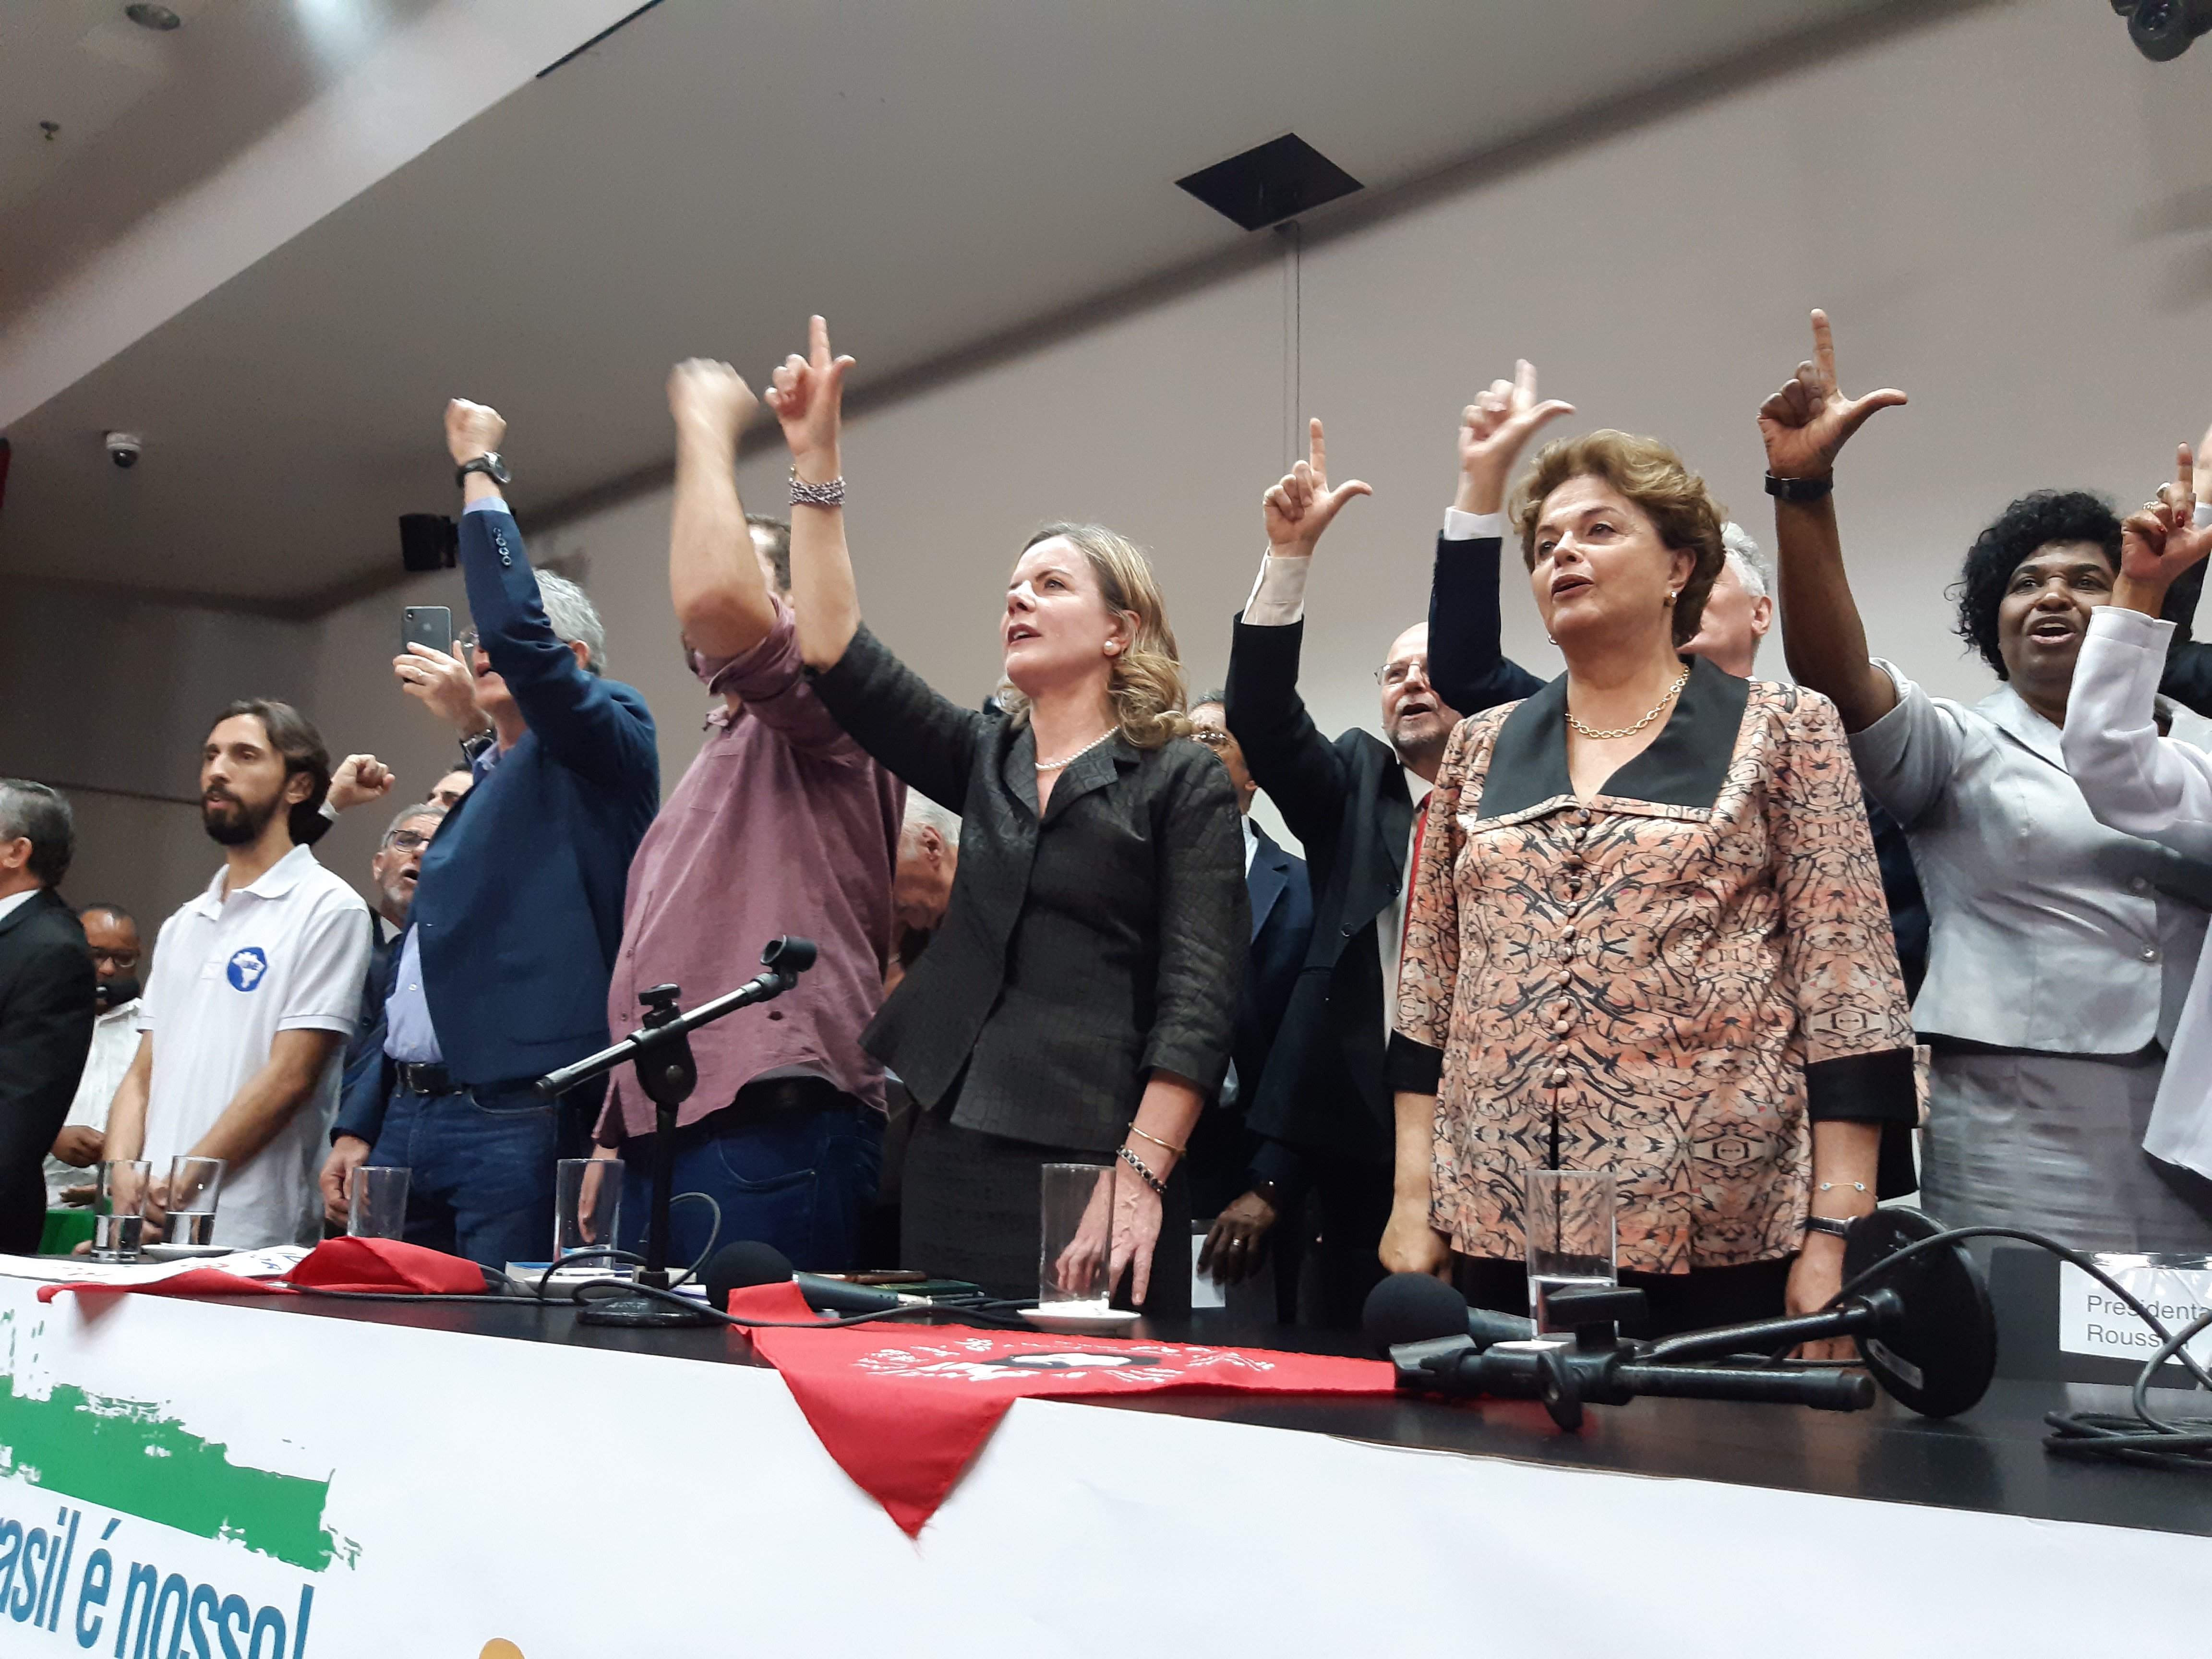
12, 0, 2212, 907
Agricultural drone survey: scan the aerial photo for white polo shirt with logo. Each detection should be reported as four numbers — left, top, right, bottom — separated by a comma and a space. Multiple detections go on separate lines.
138, 843, 372, 1247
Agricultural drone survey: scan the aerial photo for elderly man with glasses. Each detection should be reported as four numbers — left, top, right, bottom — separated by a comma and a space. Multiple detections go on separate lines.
1221, 399, 1564, 1323
321, 802, 444, 1226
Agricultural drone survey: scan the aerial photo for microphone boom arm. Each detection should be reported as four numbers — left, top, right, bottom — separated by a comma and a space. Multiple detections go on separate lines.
535, 935, 818, 1100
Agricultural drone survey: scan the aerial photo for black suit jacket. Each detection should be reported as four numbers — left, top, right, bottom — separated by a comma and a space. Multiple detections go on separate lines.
1224, 534, 1565, 1165
333, 917, 397, 1146
812, 625, 1246, 1152
0, 889, 95, 1253
1189, 826, 1315, 1213
1236, 826, 1311, 1096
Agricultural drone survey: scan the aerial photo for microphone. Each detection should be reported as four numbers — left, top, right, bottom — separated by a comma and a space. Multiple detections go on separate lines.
1363, 1273, 1536, 1353
701, 1241, 919, 1316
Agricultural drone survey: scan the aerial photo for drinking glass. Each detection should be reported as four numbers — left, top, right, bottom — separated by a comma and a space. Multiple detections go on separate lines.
553, 1158, 625, 1268
92, 1160, 152, 1261
165, 1156, 227, 1247
349, 1166, 412, 1241
1039, 1162, 1118, 1309
1523, 1167, 1617, 1334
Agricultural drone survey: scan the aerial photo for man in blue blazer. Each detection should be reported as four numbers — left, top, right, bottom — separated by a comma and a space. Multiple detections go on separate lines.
1186, 697, 1316, 1320
324, 400, 659, 1265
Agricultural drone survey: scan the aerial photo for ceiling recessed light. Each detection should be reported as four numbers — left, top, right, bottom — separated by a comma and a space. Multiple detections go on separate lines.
125, 4, 183, 31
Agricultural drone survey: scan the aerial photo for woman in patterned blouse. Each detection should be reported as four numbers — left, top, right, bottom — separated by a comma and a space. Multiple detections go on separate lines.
1381, 424, 1917, 1339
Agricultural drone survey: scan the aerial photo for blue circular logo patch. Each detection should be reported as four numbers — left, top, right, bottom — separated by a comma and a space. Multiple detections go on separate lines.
226, 947, 270, 992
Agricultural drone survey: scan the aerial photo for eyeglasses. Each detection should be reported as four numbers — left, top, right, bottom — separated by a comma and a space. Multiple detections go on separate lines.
454, 628, 482, 655
89, 949, 141, 969
383, 830, 434, 852
1189, 729, 1231, 750
1374, 659, 1429, 689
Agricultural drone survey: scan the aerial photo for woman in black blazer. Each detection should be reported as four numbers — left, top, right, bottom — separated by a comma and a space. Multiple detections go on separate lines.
764, 318, 1245, 1313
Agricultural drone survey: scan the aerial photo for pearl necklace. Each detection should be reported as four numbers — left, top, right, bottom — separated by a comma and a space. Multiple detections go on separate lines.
1035, 729, 1116, 771
1565, 666, 1689, 742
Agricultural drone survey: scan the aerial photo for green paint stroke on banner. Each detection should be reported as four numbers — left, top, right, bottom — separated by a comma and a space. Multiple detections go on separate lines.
0, 1374, 339, 1570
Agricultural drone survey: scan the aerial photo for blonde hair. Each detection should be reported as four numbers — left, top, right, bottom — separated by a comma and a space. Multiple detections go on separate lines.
1509, 430, 1727, 647
996, 522, 1190, 749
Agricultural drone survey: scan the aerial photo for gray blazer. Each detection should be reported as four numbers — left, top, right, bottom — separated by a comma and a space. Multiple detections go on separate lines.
1851, 659, 2212, 1054
810, 625, 1246, 1151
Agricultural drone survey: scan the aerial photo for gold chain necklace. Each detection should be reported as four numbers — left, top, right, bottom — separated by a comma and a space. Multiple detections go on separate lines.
1565, 666, 1689, 742
1035, 729, 1116, 771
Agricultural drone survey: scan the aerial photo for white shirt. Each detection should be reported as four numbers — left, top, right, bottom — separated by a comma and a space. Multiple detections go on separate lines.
1239, 812, 1257, 877
2062, 604, 2212, 1179
44, 999, 142, 1202
0, 890, 36, 927
138, 845, 371, 1247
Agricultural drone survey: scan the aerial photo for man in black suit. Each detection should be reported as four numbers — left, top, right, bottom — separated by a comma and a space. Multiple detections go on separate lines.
0, 781, 96, 1255
1185, 695, 1316, 1318
1225, 410, 1562, 1322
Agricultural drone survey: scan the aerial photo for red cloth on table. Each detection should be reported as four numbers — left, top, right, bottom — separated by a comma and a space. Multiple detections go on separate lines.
34, 1237, 485, 1302
728, 1282, 1395, 1536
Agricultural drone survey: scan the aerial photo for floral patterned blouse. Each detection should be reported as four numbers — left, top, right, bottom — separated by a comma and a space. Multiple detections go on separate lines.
1390, 657, 1915, 1274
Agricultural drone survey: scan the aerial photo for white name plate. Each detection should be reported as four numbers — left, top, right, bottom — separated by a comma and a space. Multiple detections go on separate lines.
2056, 1258, 2212, 1367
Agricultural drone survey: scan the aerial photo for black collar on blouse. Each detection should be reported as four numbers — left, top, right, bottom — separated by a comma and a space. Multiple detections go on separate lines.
1476, 653, 1751, 818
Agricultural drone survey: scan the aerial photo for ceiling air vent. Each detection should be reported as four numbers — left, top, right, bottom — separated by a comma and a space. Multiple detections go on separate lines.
1176, 133, 1361, 231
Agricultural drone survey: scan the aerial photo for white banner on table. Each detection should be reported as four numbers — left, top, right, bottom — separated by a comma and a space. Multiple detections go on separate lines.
0, 1279, 2204, 1656
2057, 1258, 2212, 1366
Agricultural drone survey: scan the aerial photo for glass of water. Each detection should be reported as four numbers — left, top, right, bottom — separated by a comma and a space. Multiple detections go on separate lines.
93, 1160, 152, 1261
1039, 1162, 1117, 1309
553, 1158, 625, 1268
1523, 1166, 1617, 1335
165, 1157, 227, 1247
349, 1166, 411, 1241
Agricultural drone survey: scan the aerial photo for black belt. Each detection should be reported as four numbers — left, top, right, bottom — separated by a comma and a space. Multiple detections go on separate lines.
394, 1062, 568, 1100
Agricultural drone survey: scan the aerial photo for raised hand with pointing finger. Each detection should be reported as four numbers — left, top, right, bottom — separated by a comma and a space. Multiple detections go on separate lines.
1757, 310, 1908, 481
1263, 418, 1371, 559
1455, 359, 1575, 516
765, 313, 855, 489
2116, 443, 2212, 616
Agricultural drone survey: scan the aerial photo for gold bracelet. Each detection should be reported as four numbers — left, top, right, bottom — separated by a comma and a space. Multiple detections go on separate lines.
1128, 1124, 1187, 1158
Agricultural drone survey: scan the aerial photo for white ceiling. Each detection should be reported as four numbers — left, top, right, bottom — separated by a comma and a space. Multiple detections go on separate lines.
0, 0, 1940, 610
0, 0, 442, 318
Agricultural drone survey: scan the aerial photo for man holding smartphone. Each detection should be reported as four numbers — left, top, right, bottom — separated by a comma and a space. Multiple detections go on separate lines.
320, 400, 659, 1266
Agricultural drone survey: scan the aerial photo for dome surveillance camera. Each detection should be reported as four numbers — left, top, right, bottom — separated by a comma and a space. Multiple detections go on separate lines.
105, 432, 143, 469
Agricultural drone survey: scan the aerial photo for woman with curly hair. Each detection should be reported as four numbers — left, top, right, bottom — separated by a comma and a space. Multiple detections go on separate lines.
1382, 420, 1915, 1343
1761, 310, 2212, 1252
765, 318, 1245, 1311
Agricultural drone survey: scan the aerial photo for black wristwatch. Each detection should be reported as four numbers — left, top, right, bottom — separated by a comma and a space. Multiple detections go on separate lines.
1763, 471, 1834, 502
456, 452, 511, 488
1802, 1214, 1855, 1240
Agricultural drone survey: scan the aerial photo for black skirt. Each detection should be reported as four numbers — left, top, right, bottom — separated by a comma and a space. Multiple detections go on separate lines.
902, 1106, 1192, 1318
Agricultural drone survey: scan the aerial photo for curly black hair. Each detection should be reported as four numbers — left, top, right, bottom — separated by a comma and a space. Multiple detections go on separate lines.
1948, 490, 2121, 680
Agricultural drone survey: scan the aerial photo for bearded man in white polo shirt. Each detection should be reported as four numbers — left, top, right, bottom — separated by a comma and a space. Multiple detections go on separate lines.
106, 701, 371, 1248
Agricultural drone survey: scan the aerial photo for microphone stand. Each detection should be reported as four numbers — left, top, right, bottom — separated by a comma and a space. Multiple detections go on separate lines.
535, 936, 817, 1329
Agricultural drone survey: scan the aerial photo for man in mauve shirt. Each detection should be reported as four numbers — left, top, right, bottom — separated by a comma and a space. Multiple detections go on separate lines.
593, 360, 903, 1270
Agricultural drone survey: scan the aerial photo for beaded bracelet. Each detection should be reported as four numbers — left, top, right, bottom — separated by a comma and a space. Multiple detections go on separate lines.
1117, 1145, 1166, 1198
789, 469, 846, 508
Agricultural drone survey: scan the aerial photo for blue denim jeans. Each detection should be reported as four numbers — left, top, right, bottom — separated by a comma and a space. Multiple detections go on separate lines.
618, 1103, 883, 1273
370, 1081, 558, 1268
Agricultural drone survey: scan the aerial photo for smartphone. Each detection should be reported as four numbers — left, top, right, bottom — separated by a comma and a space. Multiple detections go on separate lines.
402, 604, 453, 659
